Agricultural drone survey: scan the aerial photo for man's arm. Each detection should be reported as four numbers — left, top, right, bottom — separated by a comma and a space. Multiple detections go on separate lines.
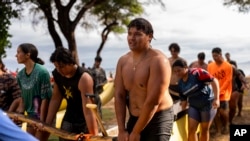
45, 82, 63, 125
78, 72, 98, 135
237, 70, 249, 88
39, 82, 63, 141
211, 78, 220, 108
8, 76, 23, 113
8, 97, 22, 112
114, 57, 129, 141
114, 58, 128, 133
180, 100, 188, 110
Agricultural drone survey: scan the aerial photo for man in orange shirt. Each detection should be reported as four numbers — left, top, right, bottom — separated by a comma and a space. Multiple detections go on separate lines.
207, 47, 233, 135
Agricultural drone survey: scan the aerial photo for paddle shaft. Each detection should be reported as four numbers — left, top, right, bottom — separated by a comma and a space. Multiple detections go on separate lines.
6, 111, 83, 140
6, 112, 117, 141
86, 104, 108, 137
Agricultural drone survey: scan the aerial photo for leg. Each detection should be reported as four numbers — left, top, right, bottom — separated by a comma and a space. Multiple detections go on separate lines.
140, 108, 174, 141
229, 91, 240, 124
237, 93, 243, 117
187, 107, 200, 141
188, 117, 199, 141
219, 101, 230, 134
200, 121, 214, 141
213, 108, 222, 134
199, 108, 217, 141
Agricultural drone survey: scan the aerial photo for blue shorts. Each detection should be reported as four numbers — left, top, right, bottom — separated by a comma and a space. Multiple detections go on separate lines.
188, 106, 217, 122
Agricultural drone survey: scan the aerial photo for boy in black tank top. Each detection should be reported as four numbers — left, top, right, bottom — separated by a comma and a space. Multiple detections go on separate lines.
42, 47, 99, 141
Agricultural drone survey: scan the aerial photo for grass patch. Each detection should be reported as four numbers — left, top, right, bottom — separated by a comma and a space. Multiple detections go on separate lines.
102, 108, 115, 121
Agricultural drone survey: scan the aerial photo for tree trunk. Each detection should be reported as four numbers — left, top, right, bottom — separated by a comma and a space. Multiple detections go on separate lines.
67, 31, 80, 65
38, 0, 63, 48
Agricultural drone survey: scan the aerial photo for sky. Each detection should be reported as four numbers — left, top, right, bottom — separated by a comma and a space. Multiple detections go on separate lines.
5, 0, 250, 75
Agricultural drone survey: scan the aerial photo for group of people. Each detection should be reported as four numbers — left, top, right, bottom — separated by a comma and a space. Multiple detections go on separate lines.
167, 42, 248, 140
114, 18, 248, 141
0, 17, 249, 141
0, 44, 107, 140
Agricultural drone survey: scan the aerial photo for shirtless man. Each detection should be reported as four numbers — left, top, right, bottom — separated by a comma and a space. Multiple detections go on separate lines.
168, 43, 186, 101
114, 18, 174, 141
189, 52, 208, 70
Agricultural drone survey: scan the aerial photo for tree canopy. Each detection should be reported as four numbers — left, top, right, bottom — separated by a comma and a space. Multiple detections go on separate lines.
224, 0, 250, 12
0, 0, 21, 58
89, 0, 144, 57
17, 0, 164, 64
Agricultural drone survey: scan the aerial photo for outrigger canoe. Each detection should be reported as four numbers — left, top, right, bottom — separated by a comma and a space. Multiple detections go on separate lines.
7, 82, 200, 140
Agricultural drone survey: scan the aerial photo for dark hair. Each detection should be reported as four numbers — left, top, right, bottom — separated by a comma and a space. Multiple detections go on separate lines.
238, 69, 245, 77
0, 59, 6, 72
172, 59, 188, 68
229, 60, 237, 68
198, 52, 205, 60
50, 47, 76, 64
168, 43, 180, 52
212, 47, 222, 54
128, 18, 154, 36
18, 43, 44, 65
95, 56, 102, 62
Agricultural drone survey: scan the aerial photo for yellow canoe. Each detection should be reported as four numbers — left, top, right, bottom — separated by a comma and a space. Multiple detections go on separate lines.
170, 109, 200, 141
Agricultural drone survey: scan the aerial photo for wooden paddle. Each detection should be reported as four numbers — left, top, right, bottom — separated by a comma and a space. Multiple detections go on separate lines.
86, 103, 108, 137
6, 111, 116, 141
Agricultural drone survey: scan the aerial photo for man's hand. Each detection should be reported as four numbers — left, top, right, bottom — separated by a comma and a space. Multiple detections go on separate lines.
129, 132, 140, 141
117, 130, 129, 141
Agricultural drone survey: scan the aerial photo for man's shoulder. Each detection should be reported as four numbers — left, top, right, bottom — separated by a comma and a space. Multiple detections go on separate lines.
230, 60, 237, 65
189, 61, 198, 66
223, 61, 233, 67
207, 62, 216, 70
117, 52, 131, 65
168, 56, 185, 60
